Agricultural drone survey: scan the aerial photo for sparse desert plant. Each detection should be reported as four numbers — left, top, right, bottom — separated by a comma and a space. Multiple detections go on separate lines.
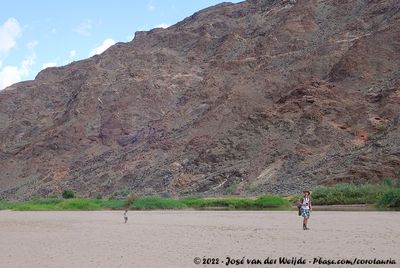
111, 188, 130, 199
160, 192, 171, 198
30, 192, 40, 201
377, 124, 388, 133
223, 184, 237, 195
124, 193, 136, 208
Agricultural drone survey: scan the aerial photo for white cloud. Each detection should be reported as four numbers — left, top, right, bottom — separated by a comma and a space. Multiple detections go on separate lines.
0, 18, 21, 57
89, 38, 115, 56
154, 23, 170, 29
42, 62, 57, 69
51, 28, 57, 34
69, 50, 77, 59
74, 19, 92, 36
0, 41, 37, 90
21, 55, 35, 76
0, 54, 36, 90
0, 66, 21, 89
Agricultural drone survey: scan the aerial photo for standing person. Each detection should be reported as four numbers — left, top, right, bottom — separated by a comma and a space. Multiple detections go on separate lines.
123, 209, 128, 223
299, 190, 312, 230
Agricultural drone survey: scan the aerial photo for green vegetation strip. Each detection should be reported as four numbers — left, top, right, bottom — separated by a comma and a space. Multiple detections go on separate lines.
0, 198, 126, 211
0, 195, 290, 211
132, 195, 290, 210
0, 179, 399, 211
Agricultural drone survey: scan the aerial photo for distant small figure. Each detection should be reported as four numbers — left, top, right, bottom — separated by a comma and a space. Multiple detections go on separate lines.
299, 190, 312, 230
123, 210, 128, 223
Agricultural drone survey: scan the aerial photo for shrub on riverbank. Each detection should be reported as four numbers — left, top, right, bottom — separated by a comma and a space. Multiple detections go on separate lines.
311, 183, 389, 205
376, 188, 400, 208
62, 189, 75, 199
311, 179, 400, 208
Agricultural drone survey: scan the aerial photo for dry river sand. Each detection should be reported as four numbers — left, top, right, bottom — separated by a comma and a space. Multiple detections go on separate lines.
0, 210, 399, 268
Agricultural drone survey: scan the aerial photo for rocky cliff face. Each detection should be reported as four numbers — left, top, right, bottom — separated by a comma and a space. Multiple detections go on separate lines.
1, 0, 399, 200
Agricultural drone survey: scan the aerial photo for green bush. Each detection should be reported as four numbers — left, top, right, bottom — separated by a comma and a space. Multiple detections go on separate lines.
31, 198, 63, 205
57, 199, 101, 210
254, 195, 290, 208
11, 198, 63, 211
180, 197, 251, 208
97, 199, 125, 210
381, 178, 394, 187
132, 196, 187, 210
179, 197, 205, 207
311, 183, 389, 205
0, 201, 13, 210
376, 189, 400, 208
62, 189, 75, 199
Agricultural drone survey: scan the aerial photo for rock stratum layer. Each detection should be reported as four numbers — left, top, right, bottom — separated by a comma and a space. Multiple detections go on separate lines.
1, 0, 400, 199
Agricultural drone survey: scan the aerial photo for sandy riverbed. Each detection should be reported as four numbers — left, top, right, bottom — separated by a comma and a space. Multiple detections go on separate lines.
0, 210, 399, 268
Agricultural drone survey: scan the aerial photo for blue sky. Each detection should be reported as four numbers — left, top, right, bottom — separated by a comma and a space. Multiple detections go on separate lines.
0, 0, 241, 90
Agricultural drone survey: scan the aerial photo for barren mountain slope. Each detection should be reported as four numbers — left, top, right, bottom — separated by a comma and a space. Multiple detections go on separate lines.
0, 0, 399, 199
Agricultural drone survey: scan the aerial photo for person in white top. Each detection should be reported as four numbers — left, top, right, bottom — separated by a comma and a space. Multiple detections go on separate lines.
299, 190, 312, 230
123, 210, 128, 223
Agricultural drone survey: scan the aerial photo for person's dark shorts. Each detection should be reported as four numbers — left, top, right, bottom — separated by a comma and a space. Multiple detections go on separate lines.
301, 208, 310, 218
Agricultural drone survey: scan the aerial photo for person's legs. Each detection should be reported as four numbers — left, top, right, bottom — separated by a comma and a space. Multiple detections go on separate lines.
302, 209, 310, 230
303, 217, 309, 229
